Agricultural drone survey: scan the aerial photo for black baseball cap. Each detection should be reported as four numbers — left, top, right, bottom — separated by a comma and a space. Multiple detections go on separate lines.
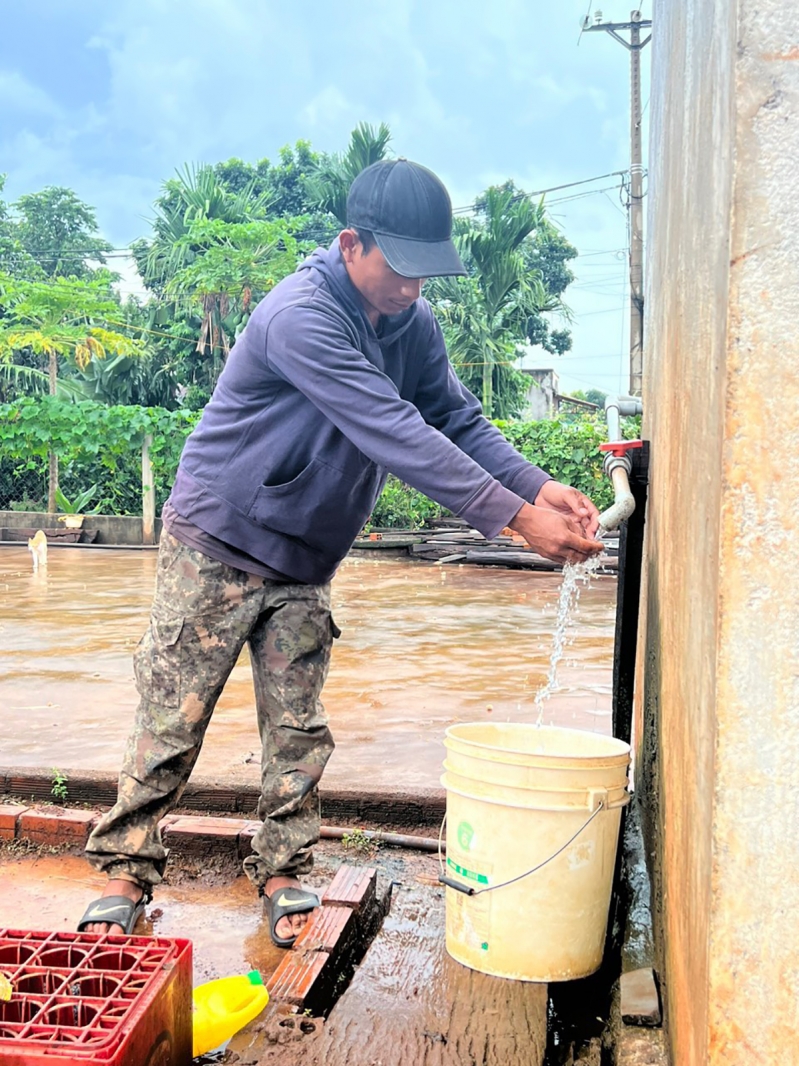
346, 159, 467, 278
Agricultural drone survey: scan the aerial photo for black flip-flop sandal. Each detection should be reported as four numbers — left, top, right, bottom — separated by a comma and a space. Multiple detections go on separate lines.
77, 891, 151, 935
262, 886, 320, 948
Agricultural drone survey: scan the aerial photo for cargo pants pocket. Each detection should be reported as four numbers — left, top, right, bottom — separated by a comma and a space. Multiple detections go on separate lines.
133, 616, 185, 709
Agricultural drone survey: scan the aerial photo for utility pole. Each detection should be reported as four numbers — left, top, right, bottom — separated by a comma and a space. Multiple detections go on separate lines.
583, 10, 652, 397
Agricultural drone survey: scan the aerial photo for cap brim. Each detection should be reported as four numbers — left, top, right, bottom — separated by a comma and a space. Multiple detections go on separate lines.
374, 233, 467, 278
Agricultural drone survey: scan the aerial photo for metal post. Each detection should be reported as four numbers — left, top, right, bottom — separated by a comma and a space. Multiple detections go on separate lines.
582, 10, 652, 396
141, 434, 155, 546
629, 13, 645, 397
611, 441, 649, 744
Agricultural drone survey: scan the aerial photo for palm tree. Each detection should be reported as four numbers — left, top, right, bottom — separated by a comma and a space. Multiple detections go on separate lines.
306, 122, 392, 226
136, 164, 272, 292
427, 188, 551, 419
133, 165, 277, 391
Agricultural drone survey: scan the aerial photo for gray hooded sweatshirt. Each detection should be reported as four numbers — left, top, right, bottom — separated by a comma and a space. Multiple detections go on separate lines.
167, 240, 551, 584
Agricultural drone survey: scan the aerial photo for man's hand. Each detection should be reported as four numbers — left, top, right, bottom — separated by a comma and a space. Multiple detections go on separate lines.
508, 500, 603, 566
534, 480, 601, 539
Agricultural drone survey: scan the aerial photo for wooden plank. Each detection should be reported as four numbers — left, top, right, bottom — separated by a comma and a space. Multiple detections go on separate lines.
302, 883, 547, 1066
466, 550, 561, 571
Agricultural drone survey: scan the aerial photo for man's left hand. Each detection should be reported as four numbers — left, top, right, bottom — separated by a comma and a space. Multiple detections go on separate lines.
534, 481, 601, 539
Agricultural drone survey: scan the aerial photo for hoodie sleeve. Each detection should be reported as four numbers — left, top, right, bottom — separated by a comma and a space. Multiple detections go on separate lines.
265, 300, 527, 538
411, 305, 553, 503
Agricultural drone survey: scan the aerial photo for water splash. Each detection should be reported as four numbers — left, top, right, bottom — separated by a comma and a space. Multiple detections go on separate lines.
534, 554, 602, 726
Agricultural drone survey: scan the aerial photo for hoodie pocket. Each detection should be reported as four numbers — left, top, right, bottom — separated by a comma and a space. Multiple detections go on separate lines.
248, 457, 374, 559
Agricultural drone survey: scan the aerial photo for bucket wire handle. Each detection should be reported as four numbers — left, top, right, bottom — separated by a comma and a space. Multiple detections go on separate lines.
437, 812, 447, 881
437, 800, 606, 897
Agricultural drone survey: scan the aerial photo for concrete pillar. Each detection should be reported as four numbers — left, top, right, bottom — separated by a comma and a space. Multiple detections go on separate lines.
639, 0, 799, 1062
522, 369, 559, 420
141, 434, 155, 546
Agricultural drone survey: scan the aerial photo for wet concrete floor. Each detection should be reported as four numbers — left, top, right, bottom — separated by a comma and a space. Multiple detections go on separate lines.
0, 842, 548, 1065
0, 844, 343, 984
0, 548, 617, 790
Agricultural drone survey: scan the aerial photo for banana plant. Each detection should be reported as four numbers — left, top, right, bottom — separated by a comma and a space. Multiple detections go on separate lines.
55, 484, 100, 515
0, 272, 144, 508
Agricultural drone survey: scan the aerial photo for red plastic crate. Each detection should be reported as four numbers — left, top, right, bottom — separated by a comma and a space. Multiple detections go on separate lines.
0, 929, 192, 1065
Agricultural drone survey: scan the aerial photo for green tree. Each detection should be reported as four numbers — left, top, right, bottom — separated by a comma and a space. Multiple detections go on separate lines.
213, 142, 339, 246
306, 122, 392, 226
133, 164, 271, 295
476, 181, 577, 356
584, 388, 607, 408
165, 216, 300, 383
75, 297, 179, 408
132, 165, 276, 399
11, 187, 112, 279
0, 176, 42, 280
428, 187, 554, 419
0, 273, 144, 507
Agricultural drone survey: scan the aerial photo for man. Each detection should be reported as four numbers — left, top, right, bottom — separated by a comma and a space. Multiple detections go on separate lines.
80, 159, 602, 946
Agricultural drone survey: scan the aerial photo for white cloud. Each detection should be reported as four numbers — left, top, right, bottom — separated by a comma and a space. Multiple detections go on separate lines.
300, 86, 354, 131
0, 71, 63, 121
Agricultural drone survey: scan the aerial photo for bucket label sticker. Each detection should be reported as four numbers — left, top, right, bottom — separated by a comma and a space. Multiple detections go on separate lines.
456, 820, 475, 851
446, 857, 489, 885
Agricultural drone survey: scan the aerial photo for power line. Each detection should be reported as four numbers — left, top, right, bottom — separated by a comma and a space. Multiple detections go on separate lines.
2, 177, 636, 270
451, 171, 629, 215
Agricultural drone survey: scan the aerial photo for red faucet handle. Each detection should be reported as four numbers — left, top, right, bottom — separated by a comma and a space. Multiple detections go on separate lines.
599, 439, 644, 457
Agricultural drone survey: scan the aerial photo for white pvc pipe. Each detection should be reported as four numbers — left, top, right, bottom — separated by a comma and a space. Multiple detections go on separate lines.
598, 465, 636, 532
597, 396, 644, 532
605, 401, 622, 445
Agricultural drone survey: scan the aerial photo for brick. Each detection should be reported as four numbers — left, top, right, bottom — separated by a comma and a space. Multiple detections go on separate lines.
620, 968, 662, 1027
162, 815, 246, 859
294, 904, 356, 960
322, 865, 377, 912
18, 808, 97, 845
0, 804, 28, 840
267, 949, 330, 1009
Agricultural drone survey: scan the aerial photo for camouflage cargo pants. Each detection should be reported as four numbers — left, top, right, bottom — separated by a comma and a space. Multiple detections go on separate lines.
85, 530, 338, 891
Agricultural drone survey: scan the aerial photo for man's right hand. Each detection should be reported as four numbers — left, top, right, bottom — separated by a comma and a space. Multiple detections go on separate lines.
508, 502, 604, 566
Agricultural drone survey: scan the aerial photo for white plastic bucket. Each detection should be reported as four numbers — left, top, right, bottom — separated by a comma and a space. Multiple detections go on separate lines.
441, 722, 630, 982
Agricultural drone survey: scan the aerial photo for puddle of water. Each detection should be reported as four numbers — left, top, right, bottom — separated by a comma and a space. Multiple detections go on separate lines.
0, 548, 617, 789
0, 852, 293, 985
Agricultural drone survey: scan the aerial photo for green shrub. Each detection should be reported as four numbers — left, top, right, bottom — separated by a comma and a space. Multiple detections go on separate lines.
368, 475, 445, 530
493, 416, 614, 511
366, 413, 627, 529
0, 400, 633, 526
0, 397, 199, 516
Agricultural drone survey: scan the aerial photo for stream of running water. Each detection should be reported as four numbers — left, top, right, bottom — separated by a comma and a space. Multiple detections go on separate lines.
533, 554, 603, 727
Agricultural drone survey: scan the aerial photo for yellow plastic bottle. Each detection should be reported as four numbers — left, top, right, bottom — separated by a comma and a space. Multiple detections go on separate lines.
192, 969, 270, 1057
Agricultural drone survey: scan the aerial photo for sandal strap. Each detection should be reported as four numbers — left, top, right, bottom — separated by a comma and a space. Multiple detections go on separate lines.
264, 888, 320, 947
77, 894, 147, 933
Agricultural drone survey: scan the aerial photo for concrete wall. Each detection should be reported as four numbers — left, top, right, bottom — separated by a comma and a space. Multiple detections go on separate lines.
640, 1, 799, 1062
0, 511, 161, 546
522, 369, 559, 419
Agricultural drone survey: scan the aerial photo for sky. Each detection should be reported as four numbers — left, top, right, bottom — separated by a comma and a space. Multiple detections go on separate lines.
0, 0, 651, 397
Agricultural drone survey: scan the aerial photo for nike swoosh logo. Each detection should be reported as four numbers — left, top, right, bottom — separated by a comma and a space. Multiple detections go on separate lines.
276, 894, 316, 909
87, 904, 135, 918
